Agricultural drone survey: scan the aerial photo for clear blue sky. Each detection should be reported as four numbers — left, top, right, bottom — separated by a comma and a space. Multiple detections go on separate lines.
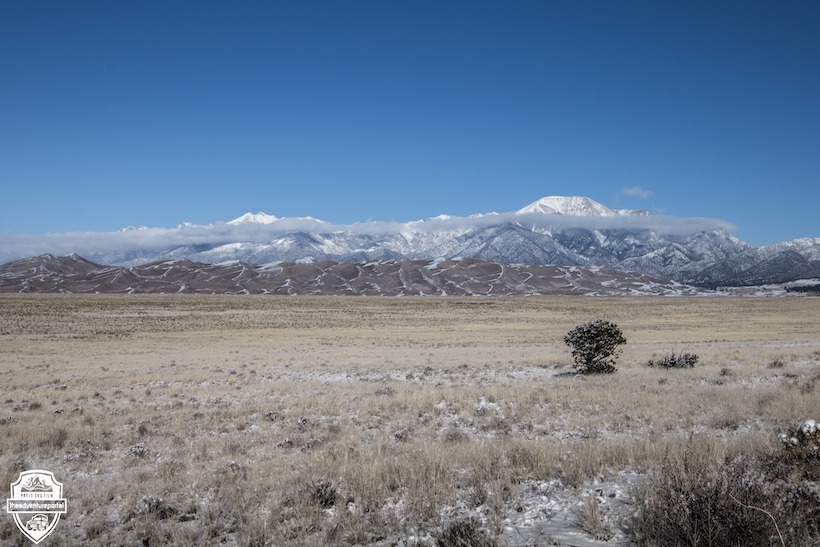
2, 1, 818, 246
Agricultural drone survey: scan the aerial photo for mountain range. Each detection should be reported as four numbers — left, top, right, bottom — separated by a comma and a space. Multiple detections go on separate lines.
2, 196, 819, 289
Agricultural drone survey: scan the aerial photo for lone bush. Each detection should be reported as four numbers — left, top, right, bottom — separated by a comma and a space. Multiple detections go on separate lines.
645, 352, 699, 368
564, 319, 626, 374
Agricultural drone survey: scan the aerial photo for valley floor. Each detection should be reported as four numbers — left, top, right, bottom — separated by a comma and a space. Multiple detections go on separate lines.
0, 295, 818, 545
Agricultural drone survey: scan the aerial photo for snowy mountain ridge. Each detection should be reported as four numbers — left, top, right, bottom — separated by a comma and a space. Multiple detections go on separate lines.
514, 196, 649, 217
225, 196, 646, 226
87, 196, 820, 287
2, 196, 818, 288
227, 212, 280, 225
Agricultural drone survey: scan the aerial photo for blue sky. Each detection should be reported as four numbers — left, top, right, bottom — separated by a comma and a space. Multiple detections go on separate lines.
1, 1, 818, 246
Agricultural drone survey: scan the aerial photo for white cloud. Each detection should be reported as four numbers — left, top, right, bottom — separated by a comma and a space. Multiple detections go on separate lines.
621, 186, 654, 198
0, 211, 735, 265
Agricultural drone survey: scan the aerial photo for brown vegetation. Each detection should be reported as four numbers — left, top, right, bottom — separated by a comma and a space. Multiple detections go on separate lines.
0, 295, 818, 545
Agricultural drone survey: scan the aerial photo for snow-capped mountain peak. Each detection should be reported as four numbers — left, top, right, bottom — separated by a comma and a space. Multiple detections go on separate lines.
6, 195, 816, 288
516, 196, 648, 217
228, 212, 280, 225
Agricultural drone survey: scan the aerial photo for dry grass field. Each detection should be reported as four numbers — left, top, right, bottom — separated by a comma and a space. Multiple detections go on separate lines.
1, 294, 818, 546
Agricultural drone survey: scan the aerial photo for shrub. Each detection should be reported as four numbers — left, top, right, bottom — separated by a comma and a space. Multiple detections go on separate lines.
778, 418, 819, 468
564, 320, 626, 374
630, 423, 820, 546
645, 352, 699, 368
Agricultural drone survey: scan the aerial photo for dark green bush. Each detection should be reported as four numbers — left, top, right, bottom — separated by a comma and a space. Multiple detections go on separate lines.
564, 319, 626, 374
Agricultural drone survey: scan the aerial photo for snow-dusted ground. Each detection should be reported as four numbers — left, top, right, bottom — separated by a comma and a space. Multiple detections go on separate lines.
1, 295, 818, 545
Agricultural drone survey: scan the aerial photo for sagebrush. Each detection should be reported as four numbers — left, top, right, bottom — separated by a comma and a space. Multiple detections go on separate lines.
630, 423, 820, 546
645, 352, 699, 368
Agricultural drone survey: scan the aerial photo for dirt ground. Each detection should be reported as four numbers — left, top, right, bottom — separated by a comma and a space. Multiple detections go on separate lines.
1, 294, 818, 545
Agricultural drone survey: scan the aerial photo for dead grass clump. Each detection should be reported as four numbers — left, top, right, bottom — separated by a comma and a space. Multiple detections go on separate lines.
442, 426, 470, 443
767, 356, 787, 369
305, 476, 339, 508
800, 373, 820, 395
436, 516, 497, 547
135, 495, 177, 520
576, 497, 614, 541
37, 425, 69, 451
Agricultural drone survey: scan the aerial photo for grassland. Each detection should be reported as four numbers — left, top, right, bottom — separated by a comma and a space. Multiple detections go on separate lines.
0, 295, 818, 546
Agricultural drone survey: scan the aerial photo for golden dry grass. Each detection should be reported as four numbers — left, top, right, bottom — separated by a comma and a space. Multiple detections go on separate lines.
0, 294, 818, 545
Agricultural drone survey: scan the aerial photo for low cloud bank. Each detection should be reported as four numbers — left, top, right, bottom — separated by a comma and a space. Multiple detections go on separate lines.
620, 186, 653, 198
0, 212, 735, 265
